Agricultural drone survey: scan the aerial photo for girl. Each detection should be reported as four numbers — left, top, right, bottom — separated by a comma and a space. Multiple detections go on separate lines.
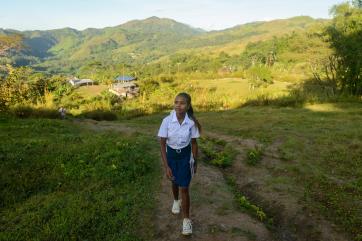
157, 92, 201, 236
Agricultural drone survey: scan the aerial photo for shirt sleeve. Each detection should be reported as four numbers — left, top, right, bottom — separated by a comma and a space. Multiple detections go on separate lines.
157, 118, 168, 138
191, 123, 200, 138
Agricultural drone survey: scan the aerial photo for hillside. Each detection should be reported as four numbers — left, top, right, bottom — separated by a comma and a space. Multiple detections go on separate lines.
176, 16, 328, 54
0, 16, 328, 74
0, 17, 203, 70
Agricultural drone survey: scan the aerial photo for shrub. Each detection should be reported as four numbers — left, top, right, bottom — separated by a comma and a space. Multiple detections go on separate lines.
247, 65, 274, 88
82, 109, 118, 121
199, 137, 237, 168
11, 106, 59, 119
246, 146, 263, 166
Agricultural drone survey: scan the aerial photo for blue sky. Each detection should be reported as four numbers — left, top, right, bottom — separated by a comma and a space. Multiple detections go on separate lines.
0, 0, 345, 31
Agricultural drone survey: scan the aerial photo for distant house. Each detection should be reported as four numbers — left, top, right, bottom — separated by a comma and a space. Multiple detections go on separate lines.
109, 82, 139, 98
68, 78, 94, 87
114, 75, 137, 82
218, 66, 233, 75
109, 75, 139, 98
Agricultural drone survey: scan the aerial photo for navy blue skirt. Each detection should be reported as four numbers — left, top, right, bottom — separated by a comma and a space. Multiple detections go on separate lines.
166, 144, 192, 187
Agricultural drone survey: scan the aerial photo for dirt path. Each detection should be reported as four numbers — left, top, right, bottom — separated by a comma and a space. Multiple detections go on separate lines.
73, 119, 275, 241
153, 157, 273, 241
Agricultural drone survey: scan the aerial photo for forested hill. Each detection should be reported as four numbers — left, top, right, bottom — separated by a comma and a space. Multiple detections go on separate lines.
0, 16, 327, 73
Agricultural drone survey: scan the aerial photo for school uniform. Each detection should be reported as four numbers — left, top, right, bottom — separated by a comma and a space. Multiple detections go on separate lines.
157, 110, 200, 188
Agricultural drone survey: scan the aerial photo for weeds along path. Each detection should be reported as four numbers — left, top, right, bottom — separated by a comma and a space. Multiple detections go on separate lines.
73, 119, 274, 241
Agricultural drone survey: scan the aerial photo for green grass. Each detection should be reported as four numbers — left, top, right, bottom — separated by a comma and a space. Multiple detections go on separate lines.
187, 77, 291, 109
81, 109, 118, 121
196, 102, 362, 239
73, 84, 109, 99
191, 78, 289, 96
0, 116, 160, 241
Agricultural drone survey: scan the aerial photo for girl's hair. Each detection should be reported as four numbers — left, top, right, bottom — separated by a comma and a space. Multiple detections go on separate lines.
176, 92, 202, 134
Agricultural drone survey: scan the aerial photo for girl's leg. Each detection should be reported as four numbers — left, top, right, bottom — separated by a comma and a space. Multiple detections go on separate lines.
172, 182, 179, 200
180, 187, 190, 218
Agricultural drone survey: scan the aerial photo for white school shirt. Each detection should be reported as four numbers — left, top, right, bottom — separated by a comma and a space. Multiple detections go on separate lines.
157, 110, 200, 149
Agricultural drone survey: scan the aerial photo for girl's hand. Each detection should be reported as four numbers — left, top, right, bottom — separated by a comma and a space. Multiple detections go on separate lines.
165, 166, 173, 180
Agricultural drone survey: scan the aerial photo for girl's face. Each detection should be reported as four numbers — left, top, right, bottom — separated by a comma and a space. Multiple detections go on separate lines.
174, 96, 188, 115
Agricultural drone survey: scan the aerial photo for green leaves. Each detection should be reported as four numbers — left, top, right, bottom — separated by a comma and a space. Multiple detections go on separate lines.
199, 137, 237, 168
247, 65, 274, 88
326, 2, 362, 95
246, 146, 264, 166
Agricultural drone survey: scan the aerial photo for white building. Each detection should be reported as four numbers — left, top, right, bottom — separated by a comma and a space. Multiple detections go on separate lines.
109, 82, 139, 98
68, 78, 94, 87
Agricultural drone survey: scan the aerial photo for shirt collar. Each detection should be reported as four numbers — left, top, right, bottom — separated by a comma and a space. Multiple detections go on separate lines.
170, 110, 191, 125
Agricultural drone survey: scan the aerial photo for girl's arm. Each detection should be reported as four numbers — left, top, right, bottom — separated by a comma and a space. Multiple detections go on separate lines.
191, 138, 198, 173
160, 137, 173, 179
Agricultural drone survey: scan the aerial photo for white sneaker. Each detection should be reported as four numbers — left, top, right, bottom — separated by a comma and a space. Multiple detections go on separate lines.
182, 218, 192, 235
171, 199, 181, 214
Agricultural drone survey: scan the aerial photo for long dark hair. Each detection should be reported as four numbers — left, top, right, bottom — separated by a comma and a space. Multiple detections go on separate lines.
176, 92, 202, 134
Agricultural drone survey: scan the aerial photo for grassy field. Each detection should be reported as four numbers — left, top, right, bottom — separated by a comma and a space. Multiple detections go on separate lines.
199, 102, 362, 239
190, 77, 290, 97
188, 77, 292, 110
0, 116, 160, 241
73, 84, 109, 99
119, 101, 362, 239
123, 77, 292, 114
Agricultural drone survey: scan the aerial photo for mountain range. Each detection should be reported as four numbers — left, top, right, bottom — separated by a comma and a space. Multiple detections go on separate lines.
0, 16, 328, 73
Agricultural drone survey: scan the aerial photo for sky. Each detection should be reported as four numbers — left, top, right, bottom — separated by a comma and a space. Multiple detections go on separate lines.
0, 0, 345, 31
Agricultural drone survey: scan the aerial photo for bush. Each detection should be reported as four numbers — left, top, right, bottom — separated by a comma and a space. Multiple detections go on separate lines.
158, 75, 175, 83
11, 106, 59, 119
243, 79, 361, 107
247, 65, 274, 88
82, 109, 118, 121
199, 137, 237, 168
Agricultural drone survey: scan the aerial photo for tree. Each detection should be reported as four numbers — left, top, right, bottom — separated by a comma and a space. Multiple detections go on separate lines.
326, 3, 362, 95
0, 65, 33, 109
0, 34, 24, 57
352, 0, 362, 8
247, 65, 273, 89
